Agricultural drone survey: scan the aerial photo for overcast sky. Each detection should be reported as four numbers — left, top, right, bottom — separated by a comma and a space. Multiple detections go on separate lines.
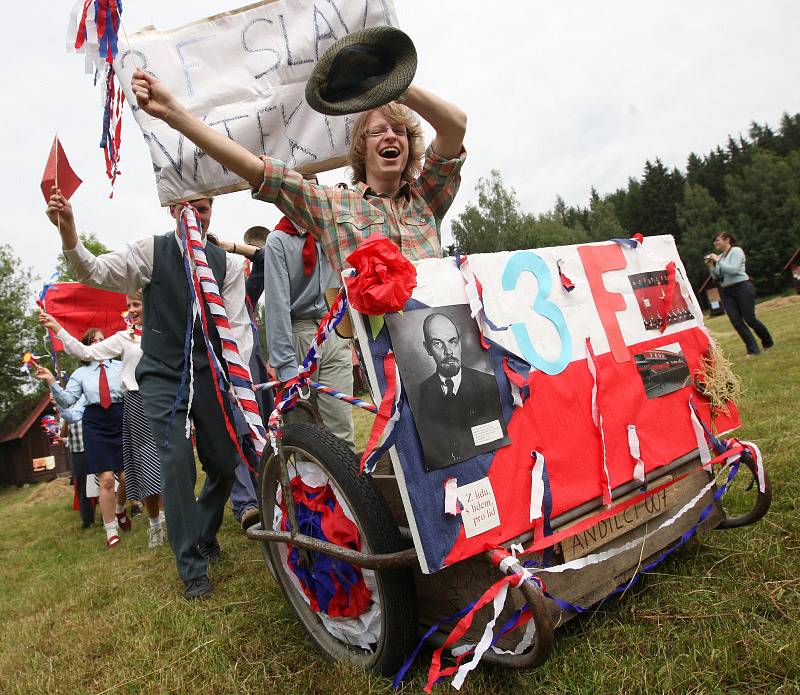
2, 1, 799, 287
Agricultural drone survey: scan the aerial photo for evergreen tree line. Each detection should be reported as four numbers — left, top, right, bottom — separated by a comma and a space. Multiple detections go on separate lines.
450, 112, 800, 295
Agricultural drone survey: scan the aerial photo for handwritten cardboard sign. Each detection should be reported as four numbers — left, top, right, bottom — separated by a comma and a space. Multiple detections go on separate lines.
113, 0, 398, 204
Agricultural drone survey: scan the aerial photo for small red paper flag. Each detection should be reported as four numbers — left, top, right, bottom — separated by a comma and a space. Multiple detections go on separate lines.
40, 136, 82, 202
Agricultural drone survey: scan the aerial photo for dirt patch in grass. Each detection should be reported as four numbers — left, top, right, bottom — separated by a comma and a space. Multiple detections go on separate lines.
20, 476, 72, 506
758, 294, 800, 310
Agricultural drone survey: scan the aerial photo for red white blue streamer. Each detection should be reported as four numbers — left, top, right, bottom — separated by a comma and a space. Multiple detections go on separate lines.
40, 415, 61, 445
268, 289, 351, 453
359, 352, 403, 475
69, 0, 123, 68
529, 450, 546, 522
99, 65, 124, 195
171, 205, 266, 466
627, 424, 646, 482
556, 259, 575, 292
444, 477, 459, 516
308, 381, 378, 414
502, 356, 530, 408
67, 0, 126, 194
611, 232, 644, 249
36, 273, 60, 369
689, 398, 713, 471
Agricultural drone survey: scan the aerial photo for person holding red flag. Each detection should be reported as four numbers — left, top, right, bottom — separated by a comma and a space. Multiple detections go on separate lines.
39, 291, 166, 549
35, 328, 126, 548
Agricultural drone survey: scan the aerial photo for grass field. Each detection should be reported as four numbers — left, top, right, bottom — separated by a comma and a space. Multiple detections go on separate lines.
1, 298, 797, 694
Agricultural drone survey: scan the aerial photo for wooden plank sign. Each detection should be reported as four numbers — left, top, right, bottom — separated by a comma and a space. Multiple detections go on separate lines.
559, 476, 676, 562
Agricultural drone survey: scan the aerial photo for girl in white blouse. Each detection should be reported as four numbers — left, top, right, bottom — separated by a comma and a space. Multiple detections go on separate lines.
40, 291, 165, 548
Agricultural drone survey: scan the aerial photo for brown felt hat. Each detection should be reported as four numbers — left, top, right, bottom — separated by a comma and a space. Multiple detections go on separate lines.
305, 26, 417, 116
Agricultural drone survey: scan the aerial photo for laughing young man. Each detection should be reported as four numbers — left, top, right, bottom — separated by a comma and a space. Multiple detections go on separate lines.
131, 69, 467, 274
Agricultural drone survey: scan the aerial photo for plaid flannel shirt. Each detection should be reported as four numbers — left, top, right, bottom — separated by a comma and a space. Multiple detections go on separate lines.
252, 145, 466, 275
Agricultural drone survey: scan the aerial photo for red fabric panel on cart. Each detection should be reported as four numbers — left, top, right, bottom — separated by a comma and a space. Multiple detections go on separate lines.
442, 325, 740, 567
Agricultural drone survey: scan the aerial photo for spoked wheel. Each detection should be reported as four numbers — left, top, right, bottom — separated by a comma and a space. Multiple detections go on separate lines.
715, 448, 772, 529
259, 423, 418, 675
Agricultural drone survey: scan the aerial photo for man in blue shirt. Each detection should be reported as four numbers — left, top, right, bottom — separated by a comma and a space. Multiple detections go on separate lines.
265, 216, 355, 449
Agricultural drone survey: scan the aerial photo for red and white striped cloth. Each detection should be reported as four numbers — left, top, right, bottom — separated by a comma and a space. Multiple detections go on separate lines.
180, 205, 267, 459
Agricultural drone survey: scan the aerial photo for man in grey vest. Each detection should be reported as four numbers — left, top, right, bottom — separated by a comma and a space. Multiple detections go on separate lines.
46, 189, 253, 600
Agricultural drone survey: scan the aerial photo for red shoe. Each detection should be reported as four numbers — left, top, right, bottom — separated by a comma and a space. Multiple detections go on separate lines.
116, 511, 132, 532
106, 535, 121, 549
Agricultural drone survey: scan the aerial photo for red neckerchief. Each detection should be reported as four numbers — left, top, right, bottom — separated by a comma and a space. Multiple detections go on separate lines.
275, 216, 316, 276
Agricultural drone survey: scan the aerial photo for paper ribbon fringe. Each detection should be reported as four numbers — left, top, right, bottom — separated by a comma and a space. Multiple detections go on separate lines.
530, 451, 545, 522
444, 478, 459, 516
585, 338, 613, 506
627, 424, 646, 482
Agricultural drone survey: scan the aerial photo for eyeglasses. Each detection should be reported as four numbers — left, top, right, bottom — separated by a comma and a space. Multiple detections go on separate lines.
365, 125, 408, 138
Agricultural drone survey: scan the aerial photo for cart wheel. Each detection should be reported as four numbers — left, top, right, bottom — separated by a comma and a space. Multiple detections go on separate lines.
715, 449, 772, 529
259, 423, 418, 675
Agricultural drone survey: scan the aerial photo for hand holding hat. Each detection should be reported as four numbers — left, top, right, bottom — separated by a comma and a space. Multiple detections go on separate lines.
305, 26, 417, 116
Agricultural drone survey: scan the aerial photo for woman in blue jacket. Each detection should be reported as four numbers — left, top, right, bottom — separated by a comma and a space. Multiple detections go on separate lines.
706, 232, 774, 356
36, 328, 126, 548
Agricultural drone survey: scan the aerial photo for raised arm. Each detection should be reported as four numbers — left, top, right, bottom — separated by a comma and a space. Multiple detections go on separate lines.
402, 85, 467, 160
36, 366, 83, 408
131, 70, 264, 189
40, 312, 125, 364
45, 189, 150, 293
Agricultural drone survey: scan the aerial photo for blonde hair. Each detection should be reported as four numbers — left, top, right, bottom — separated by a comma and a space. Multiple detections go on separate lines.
126, 290, 142, 302
348, 103, 425, 185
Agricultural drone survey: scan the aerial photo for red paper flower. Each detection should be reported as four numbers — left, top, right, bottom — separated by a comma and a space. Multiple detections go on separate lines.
345, 234, 417, 315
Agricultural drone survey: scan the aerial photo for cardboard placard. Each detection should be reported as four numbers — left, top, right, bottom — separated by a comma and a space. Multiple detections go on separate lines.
112, 0, 398, 204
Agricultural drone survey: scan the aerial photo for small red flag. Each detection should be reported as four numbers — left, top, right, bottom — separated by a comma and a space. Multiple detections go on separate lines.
40, 136, 82, 202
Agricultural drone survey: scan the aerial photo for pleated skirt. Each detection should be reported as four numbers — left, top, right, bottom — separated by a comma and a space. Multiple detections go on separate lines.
122, 390, 162, 500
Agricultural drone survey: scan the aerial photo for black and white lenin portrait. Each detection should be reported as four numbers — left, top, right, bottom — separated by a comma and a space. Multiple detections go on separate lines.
386, 304, 510, 471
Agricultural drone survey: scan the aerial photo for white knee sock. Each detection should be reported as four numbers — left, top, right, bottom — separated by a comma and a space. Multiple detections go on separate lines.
115, 503, 125, 515
104, 520, 119, 539
149, 515, 161, 529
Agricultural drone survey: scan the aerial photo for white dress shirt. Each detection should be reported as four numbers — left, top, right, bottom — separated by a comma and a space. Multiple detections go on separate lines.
62, 232, 253, 366
57, 327, 142, 392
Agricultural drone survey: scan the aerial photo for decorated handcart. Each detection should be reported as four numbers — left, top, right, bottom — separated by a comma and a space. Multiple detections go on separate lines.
59, 0, 770, 686
247, 234, 772, 689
